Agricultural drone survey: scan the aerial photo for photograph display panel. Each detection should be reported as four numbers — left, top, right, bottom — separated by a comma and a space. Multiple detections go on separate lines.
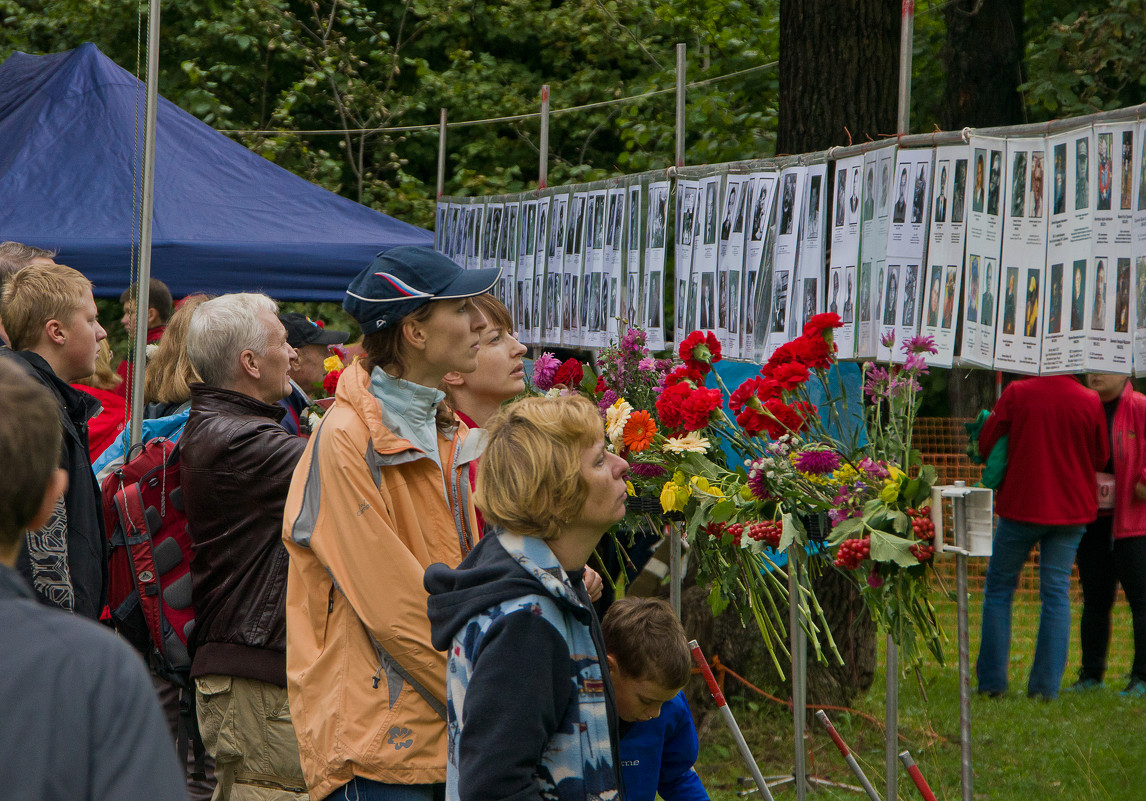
793, 163, 828, 343
959, 136, 1007, 367
517, 199, 538, 343
544, 191, 569, 345
1133, 120, 1146, 374
624, 181, 644, 333
920, 146, 970, 367
563, 192, 589, 345
992, 138, 1049, 374
856, 147, 896, 360
674, 179, 700, 350
1042, 128, 1094, 373
880, 148, 933, 362
743, 171, 778, 361
692, 174, 723, 334
829, 155, 864, 359
764, 165, 807, 359
643, 180, 670, 350
1087, 121, 1135, 373
717, 173, 751, 357
582, 189, 608, 349
604, 187, 627, 346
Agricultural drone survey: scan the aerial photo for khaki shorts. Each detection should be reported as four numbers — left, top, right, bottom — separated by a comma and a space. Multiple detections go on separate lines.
195, 675, 309, 801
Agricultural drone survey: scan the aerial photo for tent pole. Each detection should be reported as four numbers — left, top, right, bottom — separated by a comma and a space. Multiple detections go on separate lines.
129, 0, 163, 448
675, 43, 686, 169
436, 108, 447, 198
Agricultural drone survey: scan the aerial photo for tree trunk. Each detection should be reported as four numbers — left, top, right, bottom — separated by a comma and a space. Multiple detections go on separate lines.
941, 0, 1026, 131
776, 0, 899, 153
942, 0, 1025, 414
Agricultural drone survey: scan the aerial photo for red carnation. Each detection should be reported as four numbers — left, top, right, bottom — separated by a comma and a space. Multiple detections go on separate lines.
759, 398, 817, 439
789, 335, 834, 370
679, 330, 722, 374
736, 406, 771, 436
595, 375, 607, 394
655, 383, 691, 430
680, 387, 723, 431
802, 312, 842, 338
770, 361, 810, 390
665, 365, 705, 388
553, 358, 584, 388
730, 376, 779, 414
323, 368, 343, 396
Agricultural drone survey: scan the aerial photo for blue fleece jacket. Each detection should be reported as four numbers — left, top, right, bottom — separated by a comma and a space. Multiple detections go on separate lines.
620, 692, 708, 801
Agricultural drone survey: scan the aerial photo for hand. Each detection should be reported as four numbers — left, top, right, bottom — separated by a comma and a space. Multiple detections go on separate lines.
1135, 481, 1146, 501
583, 566, 604, 602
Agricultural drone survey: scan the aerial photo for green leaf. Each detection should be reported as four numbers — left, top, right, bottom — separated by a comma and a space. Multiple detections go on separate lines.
829, 516, 864, 544
710, 498, 735, 524
891, 510, 910, 536
869, 529, 918, 567
778, 512, 802, 551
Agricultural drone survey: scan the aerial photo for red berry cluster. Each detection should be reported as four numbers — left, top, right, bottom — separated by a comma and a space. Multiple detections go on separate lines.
704, 521, 728, 541
909, 541, 935, 561
747, 520, 782, 548
834, 537, 870, 570
906, 506, 936, 539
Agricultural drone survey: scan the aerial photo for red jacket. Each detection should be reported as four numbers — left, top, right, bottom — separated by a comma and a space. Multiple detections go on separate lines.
1111, 381, 1146, 540
979, 375, 1109, 525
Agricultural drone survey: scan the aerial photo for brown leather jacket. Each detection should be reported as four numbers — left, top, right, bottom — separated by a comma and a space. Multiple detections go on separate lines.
181, 383, 307, 687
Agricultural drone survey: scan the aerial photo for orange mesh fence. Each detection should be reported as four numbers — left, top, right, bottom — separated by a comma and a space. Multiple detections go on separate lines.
914, 417, 1135, 680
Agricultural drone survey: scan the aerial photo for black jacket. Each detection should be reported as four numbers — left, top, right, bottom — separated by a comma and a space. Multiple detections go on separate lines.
0, 563, 186, 800
180, 383, 306, 687
4, 349, 107, 619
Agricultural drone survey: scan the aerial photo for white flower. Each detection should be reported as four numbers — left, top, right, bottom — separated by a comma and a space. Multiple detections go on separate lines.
664, 432, 711, 454
145, 343, 159, 359
307, 411, 322, 430
604, 398, 633, 449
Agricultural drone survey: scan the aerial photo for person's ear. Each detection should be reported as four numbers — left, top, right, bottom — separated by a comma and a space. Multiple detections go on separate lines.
28, 469, 68, 532
442, 370, 465, 387
605, 654, 619, 675
43, 318, 66, 347
239, 349, 260, 381
146, 307, 162, 328
402, 318, 428, 353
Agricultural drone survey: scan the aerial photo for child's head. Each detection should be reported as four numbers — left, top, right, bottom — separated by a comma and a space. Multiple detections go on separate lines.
0, 359, 67, 563
1, 263, 106, 382
602, 597, 692, 722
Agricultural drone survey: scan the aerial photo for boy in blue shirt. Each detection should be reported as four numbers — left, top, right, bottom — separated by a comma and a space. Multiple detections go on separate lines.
602, 597, 710, 801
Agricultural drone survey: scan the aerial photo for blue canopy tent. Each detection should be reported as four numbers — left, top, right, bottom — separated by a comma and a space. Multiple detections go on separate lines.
0, 43, 432, 301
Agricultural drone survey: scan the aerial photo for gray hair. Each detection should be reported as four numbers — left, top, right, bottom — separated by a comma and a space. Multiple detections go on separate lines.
186, 293, 278, 388
0, 241, 55, 283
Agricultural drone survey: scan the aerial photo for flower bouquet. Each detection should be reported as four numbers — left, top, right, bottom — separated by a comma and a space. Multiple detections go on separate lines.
651, 319, 945, 669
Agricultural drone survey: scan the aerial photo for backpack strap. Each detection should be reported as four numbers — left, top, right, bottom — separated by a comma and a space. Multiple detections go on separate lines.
114, 483, 165, 656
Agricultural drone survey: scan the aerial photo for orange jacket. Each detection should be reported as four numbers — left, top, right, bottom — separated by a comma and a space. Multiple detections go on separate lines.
282, 363, 483, 798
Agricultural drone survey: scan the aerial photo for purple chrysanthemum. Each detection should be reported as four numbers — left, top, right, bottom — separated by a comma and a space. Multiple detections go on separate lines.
880, 330, 896, 348
746, 459, 773, 500
901, 334, 939, 355
793, 449, 841, 475
858, 458, 889, 479
629, 462, 666, 478
533, 352, 560, 390
621, 327, 647, 355
903, 352, 929, 375
597, 389, 618, 414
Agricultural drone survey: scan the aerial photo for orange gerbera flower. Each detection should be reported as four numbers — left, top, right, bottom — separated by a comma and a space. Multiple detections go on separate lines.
622, 410, 657, 453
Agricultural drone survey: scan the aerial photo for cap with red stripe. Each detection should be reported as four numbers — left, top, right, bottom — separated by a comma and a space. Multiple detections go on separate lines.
344, 246, 500, 331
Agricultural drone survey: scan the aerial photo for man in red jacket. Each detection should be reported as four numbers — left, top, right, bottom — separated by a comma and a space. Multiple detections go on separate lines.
976, 374, 1109, 700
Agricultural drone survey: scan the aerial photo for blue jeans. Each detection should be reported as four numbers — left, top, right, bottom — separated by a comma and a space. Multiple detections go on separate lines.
975, 518, 1085, 698
328, 779, 445, 801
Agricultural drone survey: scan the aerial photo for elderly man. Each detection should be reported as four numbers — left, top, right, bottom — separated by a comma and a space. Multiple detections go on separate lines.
277, 312, 350, 436
181, 293, 309, 799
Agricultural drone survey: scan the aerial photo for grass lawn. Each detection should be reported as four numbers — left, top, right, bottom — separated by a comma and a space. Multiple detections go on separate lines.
693, 576, 1146, 800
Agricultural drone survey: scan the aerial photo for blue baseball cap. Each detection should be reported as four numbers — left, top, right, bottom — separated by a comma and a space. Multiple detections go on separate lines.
343, 247, 500, 332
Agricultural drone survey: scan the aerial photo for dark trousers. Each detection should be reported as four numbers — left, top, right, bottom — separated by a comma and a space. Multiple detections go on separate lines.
1076, 517, 1146, 682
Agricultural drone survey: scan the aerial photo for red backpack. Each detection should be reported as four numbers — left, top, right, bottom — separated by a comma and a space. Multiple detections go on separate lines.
101, 436, 206, 777
101, 436, 196, 677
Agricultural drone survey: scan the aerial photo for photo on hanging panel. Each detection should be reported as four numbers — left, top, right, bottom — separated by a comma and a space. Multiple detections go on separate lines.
1011, 152, 1027, 218
987, 151, 1002, 216
1115, 258, 1130, 334
1048, 263, 1063, 335
1002, 267, 1018, 336
1024, 270, 1040, 338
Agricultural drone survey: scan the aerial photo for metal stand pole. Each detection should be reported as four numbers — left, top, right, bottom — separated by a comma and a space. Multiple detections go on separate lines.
885, 636, 898, 801
815, 711, 882, 801
788, 547, 807, 801
538, 85, 550, 190
674, 43, 686, 169
690, 641, 777, 801
886, 5, 915, 793
668, 521, 681, 618
129, 0, 162, 449
436, 108, 447, 199
898, 751, 938, 801
951, 487, 974, 801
